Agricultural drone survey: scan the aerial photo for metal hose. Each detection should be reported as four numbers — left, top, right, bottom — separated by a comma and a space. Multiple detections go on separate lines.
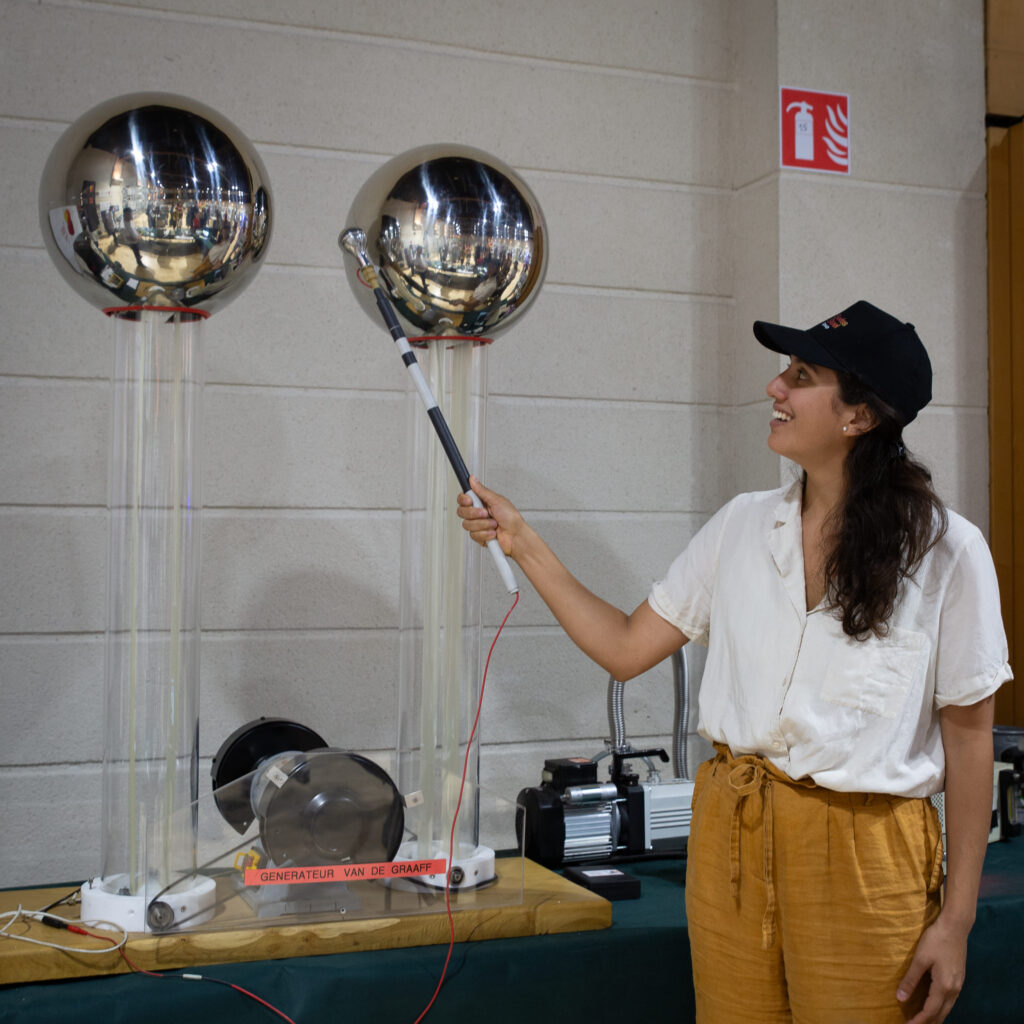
607, 673, 627, 750
602, 647, 690, 781
672, 647, 689, 780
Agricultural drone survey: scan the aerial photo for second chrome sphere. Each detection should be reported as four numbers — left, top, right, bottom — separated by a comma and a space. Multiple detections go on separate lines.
39, 92, 272, 315
345, 144, 547, 338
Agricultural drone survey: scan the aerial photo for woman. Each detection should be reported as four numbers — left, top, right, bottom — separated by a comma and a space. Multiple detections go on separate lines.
458, 301, 1011, 1024
121, 207, 144, 266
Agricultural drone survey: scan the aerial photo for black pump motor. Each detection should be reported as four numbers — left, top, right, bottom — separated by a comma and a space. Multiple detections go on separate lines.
516, 749, 692, 868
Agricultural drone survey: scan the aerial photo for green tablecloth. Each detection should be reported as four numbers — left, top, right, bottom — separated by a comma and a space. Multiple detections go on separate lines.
2, 843, 1022, 1024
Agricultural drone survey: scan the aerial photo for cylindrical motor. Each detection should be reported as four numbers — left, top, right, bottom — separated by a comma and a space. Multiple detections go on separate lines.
517, 758, 622, 866
564, 783, 619, 805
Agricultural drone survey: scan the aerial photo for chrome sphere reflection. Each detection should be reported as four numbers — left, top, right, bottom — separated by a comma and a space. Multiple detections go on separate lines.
39, 93, 272, 315
345, 144, 546, 338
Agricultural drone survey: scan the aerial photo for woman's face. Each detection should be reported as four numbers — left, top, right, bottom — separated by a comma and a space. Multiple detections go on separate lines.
765, 357, 856, 469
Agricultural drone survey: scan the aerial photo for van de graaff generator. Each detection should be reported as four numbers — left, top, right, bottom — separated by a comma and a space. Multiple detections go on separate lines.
341, 145, 546, 888
38, 93, 272, 932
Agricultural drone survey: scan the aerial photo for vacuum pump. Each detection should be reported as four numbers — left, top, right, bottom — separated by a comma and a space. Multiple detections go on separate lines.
515, 649, 695, 868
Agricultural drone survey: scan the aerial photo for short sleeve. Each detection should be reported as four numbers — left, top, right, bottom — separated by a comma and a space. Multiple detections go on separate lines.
648, 496, 742, 645
933, 529, 1013, 708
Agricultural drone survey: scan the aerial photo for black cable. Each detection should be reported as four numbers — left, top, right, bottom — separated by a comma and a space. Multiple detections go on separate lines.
38, 886, 83, 913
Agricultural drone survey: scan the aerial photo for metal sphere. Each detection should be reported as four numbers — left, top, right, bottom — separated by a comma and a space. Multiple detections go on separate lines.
344, 144, 547, 338
39, 93, 272, 315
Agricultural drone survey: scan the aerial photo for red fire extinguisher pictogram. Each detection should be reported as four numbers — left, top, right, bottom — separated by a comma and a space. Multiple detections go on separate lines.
780, 88, 849, 174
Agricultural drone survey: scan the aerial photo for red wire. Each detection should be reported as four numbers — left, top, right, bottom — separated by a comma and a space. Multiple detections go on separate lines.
120, 947, 165, 978
66, 924, 114, 941
119, 947, 298, 1023
223, 983, 298, 1023
412, 590, 519, 1024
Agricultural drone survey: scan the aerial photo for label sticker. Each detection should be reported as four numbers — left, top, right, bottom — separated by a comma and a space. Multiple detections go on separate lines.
244, 858, 448, 887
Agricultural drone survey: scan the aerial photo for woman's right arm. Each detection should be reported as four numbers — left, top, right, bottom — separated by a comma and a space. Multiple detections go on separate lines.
457, 476, 687, 681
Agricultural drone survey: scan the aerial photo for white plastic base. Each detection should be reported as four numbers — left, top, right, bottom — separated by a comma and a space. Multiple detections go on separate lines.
80, 874, 216, 933
393, 841, 496, 890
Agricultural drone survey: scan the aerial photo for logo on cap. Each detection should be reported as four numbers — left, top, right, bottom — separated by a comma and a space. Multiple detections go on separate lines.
821, 315, 849, 330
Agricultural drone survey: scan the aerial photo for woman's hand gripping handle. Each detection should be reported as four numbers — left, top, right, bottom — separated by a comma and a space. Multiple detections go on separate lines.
465, 485, 519, 593
457, 477, 525, 562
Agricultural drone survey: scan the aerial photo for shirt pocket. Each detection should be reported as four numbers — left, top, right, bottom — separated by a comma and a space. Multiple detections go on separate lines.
819, 626, 929, 719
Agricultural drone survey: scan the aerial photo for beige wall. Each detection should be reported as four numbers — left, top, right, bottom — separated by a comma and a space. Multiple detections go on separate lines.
0, 0, 987, 885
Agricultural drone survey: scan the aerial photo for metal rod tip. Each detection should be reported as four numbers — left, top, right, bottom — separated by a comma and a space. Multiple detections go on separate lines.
339, 227, 367, 256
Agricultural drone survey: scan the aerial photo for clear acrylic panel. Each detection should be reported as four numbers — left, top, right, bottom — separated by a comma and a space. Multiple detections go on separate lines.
141, 748, 523, 934
84, 309, 205, 931
397, 339, 489, 866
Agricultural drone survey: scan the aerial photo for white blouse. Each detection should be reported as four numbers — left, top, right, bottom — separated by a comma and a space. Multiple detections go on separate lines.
648, 481, 1012, 797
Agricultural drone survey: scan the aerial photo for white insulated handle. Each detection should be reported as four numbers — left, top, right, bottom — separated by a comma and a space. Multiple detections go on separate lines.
468, 490, 519, 594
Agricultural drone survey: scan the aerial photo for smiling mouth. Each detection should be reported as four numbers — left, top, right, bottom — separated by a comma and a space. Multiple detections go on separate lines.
771, 409, 792, 422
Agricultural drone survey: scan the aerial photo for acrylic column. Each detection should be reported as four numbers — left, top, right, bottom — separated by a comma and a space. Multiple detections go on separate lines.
396, 336, 494, 888
81, 308, 215, 932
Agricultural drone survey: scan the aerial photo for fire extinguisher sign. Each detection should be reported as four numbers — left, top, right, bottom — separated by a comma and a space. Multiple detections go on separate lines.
780, 87, 850, 174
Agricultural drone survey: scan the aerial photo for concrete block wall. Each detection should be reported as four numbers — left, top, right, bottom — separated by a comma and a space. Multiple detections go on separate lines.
0, 0, 988, 886
771, 1, 990, 528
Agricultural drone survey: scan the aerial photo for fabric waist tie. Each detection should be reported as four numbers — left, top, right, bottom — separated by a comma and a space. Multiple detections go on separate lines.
714, 742, 807, 951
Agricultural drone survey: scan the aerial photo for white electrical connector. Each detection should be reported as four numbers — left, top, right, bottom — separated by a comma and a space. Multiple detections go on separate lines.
0, 905, 128, 954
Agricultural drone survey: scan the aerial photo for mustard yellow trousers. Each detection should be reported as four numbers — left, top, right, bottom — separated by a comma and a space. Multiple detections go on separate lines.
685, 745, 944, 1023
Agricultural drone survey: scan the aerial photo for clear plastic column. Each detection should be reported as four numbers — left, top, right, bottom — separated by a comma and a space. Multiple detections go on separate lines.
396, 336, 492, 886
81, 307, 214, 931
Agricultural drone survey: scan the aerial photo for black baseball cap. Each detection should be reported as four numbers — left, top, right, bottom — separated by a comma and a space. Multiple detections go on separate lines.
752, 300, 931, 424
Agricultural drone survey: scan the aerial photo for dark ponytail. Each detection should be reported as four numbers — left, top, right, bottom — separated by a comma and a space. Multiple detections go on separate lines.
824, 372, 947, 639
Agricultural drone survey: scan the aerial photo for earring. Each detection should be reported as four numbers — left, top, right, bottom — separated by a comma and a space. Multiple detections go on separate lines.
842, 425, 848, 433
